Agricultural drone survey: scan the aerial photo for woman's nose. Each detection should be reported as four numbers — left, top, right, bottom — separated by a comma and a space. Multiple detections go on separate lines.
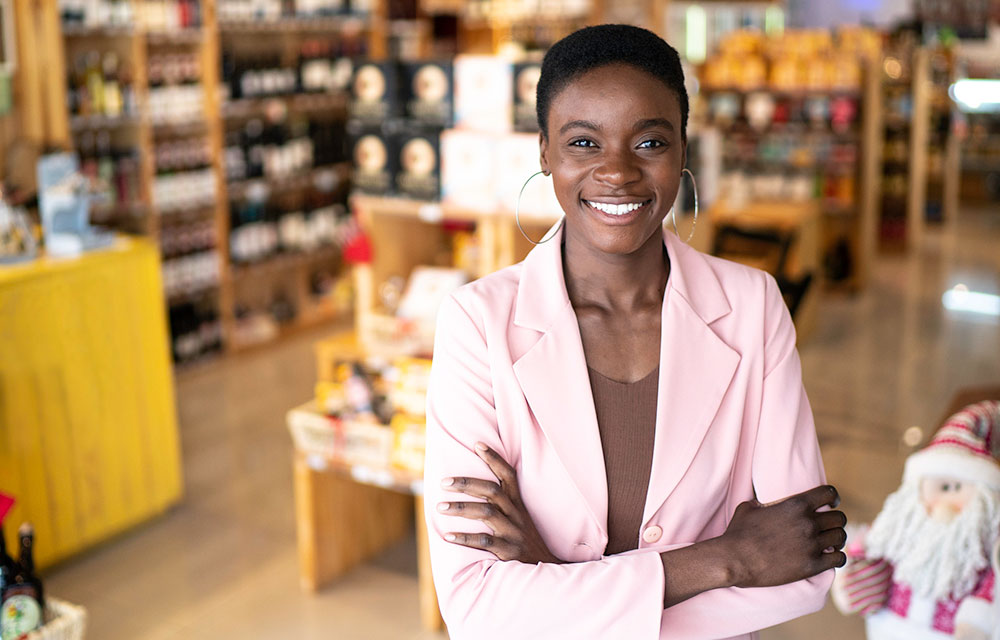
593, 151, 641, 187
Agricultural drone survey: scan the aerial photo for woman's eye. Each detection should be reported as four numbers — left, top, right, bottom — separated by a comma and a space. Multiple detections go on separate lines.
638, 139, 665, 149
569, 139, 596, 148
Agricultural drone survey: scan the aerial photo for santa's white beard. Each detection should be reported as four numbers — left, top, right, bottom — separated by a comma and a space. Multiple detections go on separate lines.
865, 481, 1000, 601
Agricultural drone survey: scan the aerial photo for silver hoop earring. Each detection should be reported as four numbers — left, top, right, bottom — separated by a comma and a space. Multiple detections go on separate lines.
515, 171, 564, 245
671, 167, 699, 244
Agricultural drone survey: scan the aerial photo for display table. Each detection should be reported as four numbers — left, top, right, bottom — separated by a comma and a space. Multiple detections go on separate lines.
0, 237, 183, 568
700, 200, 822, 341
288, 402, 444, 631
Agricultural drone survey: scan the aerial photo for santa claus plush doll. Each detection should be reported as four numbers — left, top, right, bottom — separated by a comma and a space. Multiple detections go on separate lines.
832, 400, 1000, 640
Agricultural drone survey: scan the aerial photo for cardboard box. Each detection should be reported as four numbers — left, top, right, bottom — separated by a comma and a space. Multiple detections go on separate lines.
394, 129, 441, 201
512, 62, 541, 132
349, 123, 396, 195
349, 61, 400, 125
440, 128, 497, 213
453, 55, 512, 133
402, 61, 454, 128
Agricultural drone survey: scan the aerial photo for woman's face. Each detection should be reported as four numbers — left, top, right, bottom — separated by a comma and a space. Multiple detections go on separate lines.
540, 63, 686, 256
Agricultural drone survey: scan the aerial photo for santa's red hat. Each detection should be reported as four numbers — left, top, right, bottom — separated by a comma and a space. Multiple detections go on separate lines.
904, 400, 1000, 489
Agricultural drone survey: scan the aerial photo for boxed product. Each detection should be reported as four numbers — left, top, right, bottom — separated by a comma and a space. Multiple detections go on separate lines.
388, 356, 432, 416
341, 417, 394, 469
349, 61, 400, 125
349, 123, 396, 195
497, 132, 562, 219
390, 413, 426, 474
402, 61, 454, 128
440, 128, 498, 213
394, 129, 441, 201
453, 55, 512, 132
512, 62, 541, 132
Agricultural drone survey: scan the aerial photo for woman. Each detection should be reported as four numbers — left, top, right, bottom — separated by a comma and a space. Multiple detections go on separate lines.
423, 24, 847, 639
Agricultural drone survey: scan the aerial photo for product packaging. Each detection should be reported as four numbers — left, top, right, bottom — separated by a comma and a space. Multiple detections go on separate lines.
512, 62, 541, 132
402, 61, 454, 128
440, 128, 497, 213
394, 129, 441, 201
453, 55, 512, 132
349, 61, 400, 125
348, 122, 396, 196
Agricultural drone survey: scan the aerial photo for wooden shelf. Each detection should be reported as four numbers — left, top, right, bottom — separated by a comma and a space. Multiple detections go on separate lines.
231, 246, 341, 280
70, 113, 143, 131
222, 93, 349, 120
218, 16, 367, 33
227, 162, 351, 199
151, 118, 208, 136
146, 29, 204, 45
62, 25, 137, 38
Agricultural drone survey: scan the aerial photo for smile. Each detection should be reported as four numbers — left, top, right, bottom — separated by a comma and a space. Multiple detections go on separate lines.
584, 199, 652, 216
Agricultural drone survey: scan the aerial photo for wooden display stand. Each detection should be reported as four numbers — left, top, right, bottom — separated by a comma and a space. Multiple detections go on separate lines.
289, 401, 444, 632
699, 200, 822, 341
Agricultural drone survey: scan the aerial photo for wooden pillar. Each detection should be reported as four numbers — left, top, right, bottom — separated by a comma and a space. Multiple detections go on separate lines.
857, 56, 883, 289
414, 496, 445, 631
906, 47, 930, 250
11, 0, 68, 146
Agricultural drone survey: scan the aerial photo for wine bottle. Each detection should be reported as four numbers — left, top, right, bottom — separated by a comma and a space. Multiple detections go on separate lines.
0, 524, 44, 640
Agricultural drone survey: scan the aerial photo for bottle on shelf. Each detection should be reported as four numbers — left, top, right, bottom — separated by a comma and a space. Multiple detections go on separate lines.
85, 50, 105, 116
102, 52, 123, 117
0, 524, 45, 639
0, 526, 16, 589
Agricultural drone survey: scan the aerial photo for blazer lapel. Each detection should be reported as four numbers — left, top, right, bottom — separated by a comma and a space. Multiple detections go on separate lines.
511, 223, 608, 538
642, 231, 742, 525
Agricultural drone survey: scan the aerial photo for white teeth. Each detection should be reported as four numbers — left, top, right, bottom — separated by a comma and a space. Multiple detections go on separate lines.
586, 200, 647, 215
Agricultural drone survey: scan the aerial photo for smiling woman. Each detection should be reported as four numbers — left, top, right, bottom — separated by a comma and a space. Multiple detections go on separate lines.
423, 24, 847, 640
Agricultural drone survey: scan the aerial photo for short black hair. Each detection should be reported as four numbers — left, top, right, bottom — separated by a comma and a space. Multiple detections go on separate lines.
536, 24, 688, 141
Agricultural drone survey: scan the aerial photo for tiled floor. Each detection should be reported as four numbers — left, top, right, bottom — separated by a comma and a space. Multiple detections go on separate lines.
46, 207, 1000, 639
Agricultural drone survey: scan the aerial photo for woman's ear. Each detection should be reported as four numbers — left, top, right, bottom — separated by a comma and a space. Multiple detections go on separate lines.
539, 132, 550, 175
680, 138, 688, 174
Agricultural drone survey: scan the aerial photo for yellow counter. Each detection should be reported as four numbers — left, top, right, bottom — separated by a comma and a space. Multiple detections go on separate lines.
0, 238, 183, 568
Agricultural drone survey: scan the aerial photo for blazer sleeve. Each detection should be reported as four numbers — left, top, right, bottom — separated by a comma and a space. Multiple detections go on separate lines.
657, 273, 834, 638
424, 294, 667, 640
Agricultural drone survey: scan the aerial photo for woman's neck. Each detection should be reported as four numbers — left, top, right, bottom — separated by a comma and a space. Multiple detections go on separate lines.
562, 226, 670, 313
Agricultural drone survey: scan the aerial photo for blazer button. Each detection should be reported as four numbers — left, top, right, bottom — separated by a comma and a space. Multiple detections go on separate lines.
642, 525, 663, 544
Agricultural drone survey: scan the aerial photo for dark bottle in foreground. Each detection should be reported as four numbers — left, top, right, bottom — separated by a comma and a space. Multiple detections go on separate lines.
0, 523, 44, 639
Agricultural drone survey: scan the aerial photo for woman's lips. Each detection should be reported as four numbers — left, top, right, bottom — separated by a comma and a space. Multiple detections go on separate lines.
583, 198, 653, 223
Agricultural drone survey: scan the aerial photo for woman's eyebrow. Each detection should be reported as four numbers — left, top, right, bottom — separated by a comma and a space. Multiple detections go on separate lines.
559, 119, 601, 135
633, 118, 674, 132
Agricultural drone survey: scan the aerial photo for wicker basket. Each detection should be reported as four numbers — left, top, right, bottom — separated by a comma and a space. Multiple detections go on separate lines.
25, 598, 87, 640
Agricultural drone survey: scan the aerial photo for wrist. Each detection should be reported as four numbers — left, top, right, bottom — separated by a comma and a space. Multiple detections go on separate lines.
703, 536, 745, 588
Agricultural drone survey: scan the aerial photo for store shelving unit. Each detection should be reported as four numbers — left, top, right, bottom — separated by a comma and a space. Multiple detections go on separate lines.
696, 61, 882, 292
54, 0, 394, 362
878, 45, 962, 252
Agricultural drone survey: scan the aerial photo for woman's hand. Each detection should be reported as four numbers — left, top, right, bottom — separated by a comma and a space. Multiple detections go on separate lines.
437, 442, 564, 564
719, 484, 848, 589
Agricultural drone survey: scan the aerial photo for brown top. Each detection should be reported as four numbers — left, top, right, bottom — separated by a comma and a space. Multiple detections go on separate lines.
588, 366, 659, 555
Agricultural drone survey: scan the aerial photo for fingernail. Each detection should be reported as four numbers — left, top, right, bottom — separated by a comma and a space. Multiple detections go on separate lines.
444, 533, 456, 542
437, 503, 449, 512
475, 442, 488, 452
441, 477, 454, 487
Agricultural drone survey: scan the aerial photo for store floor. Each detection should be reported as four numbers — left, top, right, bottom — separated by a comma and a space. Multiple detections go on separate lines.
46, 207, 1000, 639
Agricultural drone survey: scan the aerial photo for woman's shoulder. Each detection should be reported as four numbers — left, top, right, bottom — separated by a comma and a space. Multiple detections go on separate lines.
678, 243, 779, 306
439, 262, 525, 328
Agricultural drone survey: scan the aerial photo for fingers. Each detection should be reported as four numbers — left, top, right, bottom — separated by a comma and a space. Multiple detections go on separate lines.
438, 500, 506, 526
816, 550, 848, 571
816, 526, 848, 552
474, 443, 520, 498
443, 531, 519, 561
800, 484, 841, 511
441, 476, 517, 516
814, 510, 848, 533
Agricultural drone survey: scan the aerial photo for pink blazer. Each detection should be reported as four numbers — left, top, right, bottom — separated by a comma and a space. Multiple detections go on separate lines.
423, 225, 833, 639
